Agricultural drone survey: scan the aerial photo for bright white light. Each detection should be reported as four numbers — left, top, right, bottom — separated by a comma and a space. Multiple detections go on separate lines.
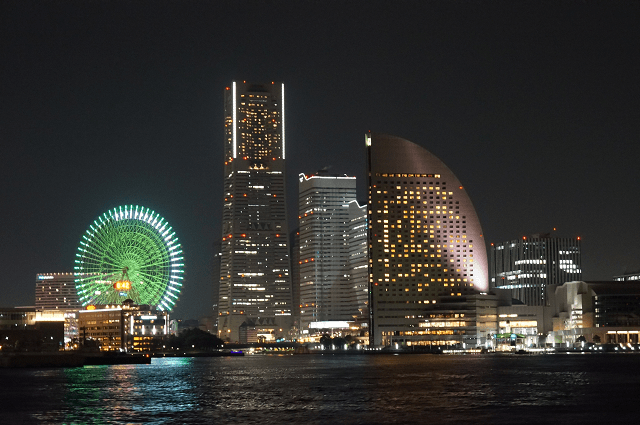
232, 81, 237, 158
281, 83, 285, 159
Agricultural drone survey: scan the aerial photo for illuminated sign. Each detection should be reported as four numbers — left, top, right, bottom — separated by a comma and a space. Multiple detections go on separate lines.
140, 315, 157, 320
86, 305, 96, 310
309, 321, 350, 329
38, 275, 54, 280
113, 280, 131, 291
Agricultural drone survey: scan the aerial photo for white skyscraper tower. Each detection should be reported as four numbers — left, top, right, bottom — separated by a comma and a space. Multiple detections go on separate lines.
298, 172, 363, 330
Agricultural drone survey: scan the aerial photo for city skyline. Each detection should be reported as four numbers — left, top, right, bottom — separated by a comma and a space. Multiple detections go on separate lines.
1, 1, 639, 320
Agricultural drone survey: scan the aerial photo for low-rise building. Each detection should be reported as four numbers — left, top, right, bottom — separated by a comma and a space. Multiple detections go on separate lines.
0, 307, 65, 351
77, 301, 169, 351
547, 281, 640, 347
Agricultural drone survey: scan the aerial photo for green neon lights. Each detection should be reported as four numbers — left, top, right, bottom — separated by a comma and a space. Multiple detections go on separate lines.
74, 205, 184, 311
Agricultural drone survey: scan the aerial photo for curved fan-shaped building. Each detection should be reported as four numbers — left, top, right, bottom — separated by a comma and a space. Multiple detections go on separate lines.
366, 133, 488, 346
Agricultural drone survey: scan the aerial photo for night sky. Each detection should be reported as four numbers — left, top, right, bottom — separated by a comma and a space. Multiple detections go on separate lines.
2, 1, 638, 320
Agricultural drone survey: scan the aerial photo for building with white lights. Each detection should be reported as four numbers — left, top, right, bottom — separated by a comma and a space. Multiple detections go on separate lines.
545, 281, 640, 347
218, 81, 292, 342
490, 234, 582, 306
298, 172, 365, 331
0, 307, 65, 351
36, 273, 80, 310
77, 301, 169, 351
613, 270, 640, 282
348, 200, 369, 317
366, 133, 488, 347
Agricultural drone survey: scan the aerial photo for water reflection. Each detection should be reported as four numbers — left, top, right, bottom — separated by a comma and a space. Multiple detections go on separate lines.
1, 354, 638, 424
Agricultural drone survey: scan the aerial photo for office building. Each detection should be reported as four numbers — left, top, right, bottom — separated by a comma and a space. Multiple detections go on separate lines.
36, 273, 80, 310
348, 200, 369, 317
218, 81, 292, 342
490, 234, 581, 306
366, 133, 488, 346
298, 172, 359, 330
290, 228, 301, 331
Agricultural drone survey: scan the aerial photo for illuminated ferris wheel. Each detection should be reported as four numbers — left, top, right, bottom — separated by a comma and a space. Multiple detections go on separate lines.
74, 205, 184, 311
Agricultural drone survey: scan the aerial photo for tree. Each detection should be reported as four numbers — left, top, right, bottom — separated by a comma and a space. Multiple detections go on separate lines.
319, 334, 332, 349
171, 328, 224, 351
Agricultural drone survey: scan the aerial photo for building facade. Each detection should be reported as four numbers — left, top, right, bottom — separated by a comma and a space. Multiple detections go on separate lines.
36, 273, 81, 310
298, 172, 358, 330
0, 307, 66, 351
613, 271, 640, 282
78, 302, 169, 351
348, 200, 369, 319
490, 234, 582, 306
366, 133, 488, 346
546, 281, 640, 347
218, 81, 292, 342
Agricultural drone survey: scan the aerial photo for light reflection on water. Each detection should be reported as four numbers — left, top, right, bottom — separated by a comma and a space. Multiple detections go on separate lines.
1, 354, 638, 424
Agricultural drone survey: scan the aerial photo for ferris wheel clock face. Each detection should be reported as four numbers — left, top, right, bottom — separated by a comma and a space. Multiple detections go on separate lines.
74, 205, 184, 311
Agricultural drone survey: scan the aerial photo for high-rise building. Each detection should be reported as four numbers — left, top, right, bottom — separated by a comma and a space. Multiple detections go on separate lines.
366, 133, 488, 347
348, 200, 369, 318
298, 172, 359, 330
490, 233, 581, 306
217, 81, 292, 342
35, 273, 80, 310
289, 228, 301, 331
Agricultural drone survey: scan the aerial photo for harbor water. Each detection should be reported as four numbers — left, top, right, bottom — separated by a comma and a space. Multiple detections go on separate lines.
1, 353, 638, 424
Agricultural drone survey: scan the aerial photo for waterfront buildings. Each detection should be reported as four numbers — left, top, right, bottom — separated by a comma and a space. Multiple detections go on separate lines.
0, 307, 65, 351
217, 81, 292, 342
34, 273, 80, 345
490, 234, 582, 306
77, 301, 169, 351
36, 272, 80, 310
366, 133, 488, 347
298, 172, 361, 330
545, 280, 640, 346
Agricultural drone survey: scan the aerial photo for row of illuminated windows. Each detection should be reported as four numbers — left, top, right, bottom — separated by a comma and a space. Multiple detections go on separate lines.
376, 189, 453, 195
375, 173, 441, 179
374, 182, 446, 189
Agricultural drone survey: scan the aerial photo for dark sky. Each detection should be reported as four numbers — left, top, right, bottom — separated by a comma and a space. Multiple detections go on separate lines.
1, 0, 639, 320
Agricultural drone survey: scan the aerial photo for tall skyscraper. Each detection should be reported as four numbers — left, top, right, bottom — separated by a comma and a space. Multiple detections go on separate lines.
366, 133, 488, 346
348, 200, 369, 318
218, 81, 292, 342
298, 172, 359, 330
490, 233, 582, 306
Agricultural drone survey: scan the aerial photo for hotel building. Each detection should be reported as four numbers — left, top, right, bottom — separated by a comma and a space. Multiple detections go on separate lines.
366, 133, 488, 347
217, 81, 292, 342
490, 234, 581, 306
36, 273, 81, 310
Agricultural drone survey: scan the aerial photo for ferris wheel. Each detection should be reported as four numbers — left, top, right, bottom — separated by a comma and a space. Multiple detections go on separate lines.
74, 205, 184, 311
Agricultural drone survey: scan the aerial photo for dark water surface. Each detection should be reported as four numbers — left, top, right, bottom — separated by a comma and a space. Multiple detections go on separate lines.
1, 353, 638, 424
